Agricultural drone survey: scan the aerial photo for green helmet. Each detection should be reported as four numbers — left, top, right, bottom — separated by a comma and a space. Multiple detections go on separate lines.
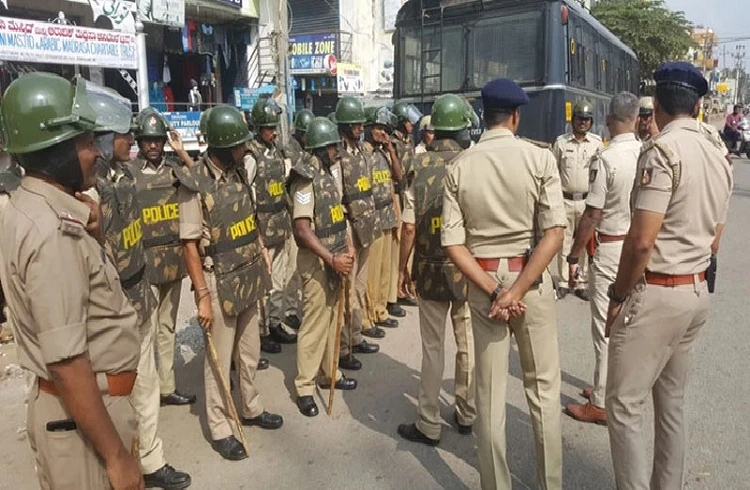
135, 107, 169, 140
293, 109, 315, 132
1, 72, 97, 154
251, 97, 282, 128
199, 107, 213, 135
305, 117, 341, 150
327, 112, 337, 124
364, 106, 396, 127
88, 84, 133, 134
335, 97, 366, 124
205, 105, 252, 149
573, 100, 594, 119
392, 101, 423, 125
431, 94, 472, 132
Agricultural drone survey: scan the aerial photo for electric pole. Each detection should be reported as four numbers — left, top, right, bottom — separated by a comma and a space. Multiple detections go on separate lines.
275, 0, 290, 143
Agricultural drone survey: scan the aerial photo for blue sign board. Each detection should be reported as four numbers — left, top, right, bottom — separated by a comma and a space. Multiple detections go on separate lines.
163, 111, 202, 142
215, 0, 242, 7
233, 85, 276, 110
289, 33, 337, 74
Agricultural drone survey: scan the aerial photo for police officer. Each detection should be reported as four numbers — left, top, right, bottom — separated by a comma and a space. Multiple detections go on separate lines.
288, 117, 358, 417
0, 72, 143, 489
415, 115, 434, 154
0, 154, 21, 344
131, 108, 197, 407
334, 97, 382, 368
288, 109, 315, 161
442, 78, 565, 490
88, 85, 192, 488
638, 96, 659, 142
179, 105, 282, 461
605, 62, 732, 490
562, 92, 642, 426
396, 94, 476, 446
245, 98, 299, 350
552, 100, 603, 300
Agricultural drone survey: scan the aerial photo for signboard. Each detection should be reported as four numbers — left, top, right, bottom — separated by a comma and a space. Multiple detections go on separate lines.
138, 0, 185, 28
289, 33, 337, 74
163, 112, 201, 142
337, 63, 364, 95
0, 16, 137, 69
216, 0, 242, 7
89, 0, 136, 32
233, 85, 276, 110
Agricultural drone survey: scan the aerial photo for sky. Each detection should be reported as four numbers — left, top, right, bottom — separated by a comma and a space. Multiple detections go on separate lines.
665, 0, 748, 68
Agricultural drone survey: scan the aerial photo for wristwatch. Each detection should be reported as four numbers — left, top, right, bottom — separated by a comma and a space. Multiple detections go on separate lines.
607, 283, 627, 304
566, 254, 580, 265
489, 284, 503, 303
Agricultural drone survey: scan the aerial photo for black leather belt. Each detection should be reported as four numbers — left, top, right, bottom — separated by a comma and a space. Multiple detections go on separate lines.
563, 191, 588, 201
342, 189, 372, 205
121, 265, 146, 290
256, 201, 287, 213
205, 230, 258, 256
143, 235, 181, 248
315, 220, 347, 238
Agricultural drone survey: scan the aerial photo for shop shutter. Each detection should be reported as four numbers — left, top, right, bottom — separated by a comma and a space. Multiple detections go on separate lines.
289, 0, 340, 35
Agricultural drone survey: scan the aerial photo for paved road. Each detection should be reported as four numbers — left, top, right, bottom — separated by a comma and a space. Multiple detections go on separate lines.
1, 157, 748, 490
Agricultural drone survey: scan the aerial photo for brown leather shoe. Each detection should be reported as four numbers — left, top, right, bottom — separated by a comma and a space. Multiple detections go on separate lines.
565, 402, 607, 425
581, 387, 593, 401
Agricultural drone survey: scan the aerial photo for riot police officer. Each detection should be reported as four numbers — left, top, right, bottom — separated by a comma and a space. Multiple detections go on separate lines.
396, 94, 476, 446
289, 109, 315, 161
179, 105, 282, 461
88, 84, 192, 489
552, 100, 603, 300
288, 117, 357, 417
245, 98, 299, 351
131, 109, 197, 407
334, 97, 382, 369
0, 72, 143, 489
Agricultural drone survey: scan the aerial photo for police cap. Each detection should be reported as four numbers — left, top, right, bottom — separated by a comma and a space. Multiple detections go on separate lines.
653, 62, 708, 97
481, 78, 530, 110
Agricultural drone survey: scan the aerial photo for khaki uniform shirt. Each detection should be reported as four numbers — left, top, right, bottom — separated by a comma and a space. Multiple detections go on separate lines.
442, 128, 567, 258
586, 133, 642, 236
402, 184, 416, 225
0, 177, 139, 379
633, 118, 733, 274
552, 132, 604, 194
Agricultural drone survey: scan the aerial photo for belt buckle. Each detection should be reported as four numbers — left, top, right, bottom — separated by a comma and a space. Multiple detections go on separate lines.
573, 192, 583, 200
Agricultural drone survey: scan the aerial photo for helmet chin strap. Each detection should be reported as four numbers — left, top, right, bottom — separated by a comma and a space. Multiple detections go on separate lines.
18, 138, 85, 193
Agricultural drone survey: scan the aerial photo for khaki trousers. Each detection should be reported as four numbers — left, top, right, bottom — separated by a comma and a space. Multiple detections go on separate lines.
286, 238, 303, 319
470, 262, 562, 490
341, 245, 370, 356
587, 241, 622, 408
367, 231, 393, 323
28, 385, 137, 490
294, 255, 343, 397
415, 298, 476, 440
130, 307, 166, 473
153, 280, 182, 396
262, 241, 291, 335
205, 272, 263, 441
556, 198, 588, 287
606, 280, 709, 490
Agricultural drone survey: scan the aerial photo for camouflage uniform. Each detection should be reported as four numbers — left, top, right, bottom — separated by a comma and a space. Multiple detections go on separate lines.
130, 153, 191, 397
365, 140, 400, 324
403, 139, 475, 440
179, 153, 268, 440
245, 139, 298, 334
337, 139, 381, 355
288, 156, 348, 397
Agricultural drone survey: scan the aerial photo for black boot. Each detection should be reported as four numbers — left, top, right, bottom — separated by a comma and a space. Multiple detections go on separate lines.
260, 335, 281, 354
397, 423, 439, 446
387, 302, 406, 317
297, 396, 319, 417
143, 464, 191, 489
211, 436, 247, 461
269, 324, 297, 344
338, 355, 362, 371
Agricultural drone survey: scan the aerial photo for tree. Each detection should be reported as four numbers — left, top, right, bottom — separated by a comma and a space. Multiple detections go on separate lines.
591, 0, 696, 81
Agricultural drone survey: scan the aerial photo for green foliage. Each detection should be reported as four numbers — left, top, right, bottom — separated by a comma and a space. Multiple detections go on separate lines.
591, 0, 696, 80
